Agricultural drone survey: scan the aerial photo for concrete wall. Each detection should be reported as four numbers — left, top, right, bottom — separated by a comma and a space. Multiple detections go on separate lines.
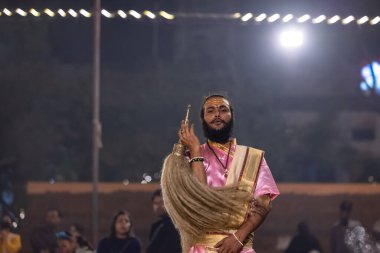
20, 182, 380, 253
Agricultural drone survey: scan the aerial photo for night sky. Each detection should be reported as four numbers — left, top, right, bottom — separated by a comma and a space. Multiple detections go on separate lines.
0, 0, 379, 183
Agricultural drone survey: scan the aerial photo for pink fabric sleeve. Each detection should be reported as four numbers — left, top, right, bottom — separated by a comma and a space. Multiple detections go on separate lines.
254, 157, 280, 200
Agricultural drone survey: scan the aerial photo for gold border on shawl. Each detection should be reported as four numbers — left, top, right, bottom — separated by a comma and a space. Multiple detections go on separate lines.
226, 145, 264, 224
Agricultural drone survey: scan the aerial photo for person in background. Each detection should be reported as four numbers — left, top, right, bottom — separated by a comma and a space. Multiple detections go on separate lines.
372, 220, 380, 251
146, 189, 181, 253
97, 210, 141, 253
330, 200, 361, 253
0, 221, 21, 253
284, 221, 323, 253
30, 208, 63, 253
68, 223, 93, 251
56, 231, 93, 253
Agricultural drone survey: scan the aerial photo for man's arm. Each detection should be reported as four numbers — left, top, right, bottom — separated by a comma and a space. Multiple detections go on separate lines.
178, 120, 207, 184
214, 194, 272, 253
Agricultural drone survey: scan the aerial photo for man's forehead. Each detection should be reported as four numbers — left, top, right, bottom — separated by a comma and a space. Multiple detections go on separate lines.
203, 97, 230, 108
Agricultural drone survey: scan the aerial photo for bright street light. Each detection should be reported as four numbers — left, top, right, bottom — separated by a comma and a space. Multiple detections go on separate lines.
279, 29, 304, 48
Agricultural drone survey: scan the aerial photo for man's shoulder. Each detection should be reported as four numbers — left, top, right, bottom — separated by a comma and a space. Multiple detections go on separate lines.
200, 140, 264, 153
243, 145, 264, 152
233, 139, 264, 152
236, 144, 264, 154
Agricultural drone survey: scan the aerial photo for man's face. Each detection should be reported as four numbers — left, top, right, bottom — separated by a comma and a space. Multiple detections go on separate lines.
152, 196, 166, 217
202, 97, 233, 143
203, 97, 232, 130
46, 210, 61, 227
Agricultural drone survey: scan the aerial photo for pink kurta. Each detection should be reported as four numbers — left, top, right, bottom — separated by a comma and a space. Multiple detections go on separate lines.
189, 139, 280, 253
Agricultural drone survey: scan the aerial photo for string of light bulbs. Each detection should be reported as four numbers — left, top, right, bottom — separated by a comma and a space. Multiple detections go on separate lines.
1, 8, 379, 25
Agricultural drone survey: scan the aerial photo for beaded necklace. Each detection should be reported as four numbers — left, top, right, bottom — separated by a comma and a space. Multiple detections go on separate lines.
206, 140, 232, 177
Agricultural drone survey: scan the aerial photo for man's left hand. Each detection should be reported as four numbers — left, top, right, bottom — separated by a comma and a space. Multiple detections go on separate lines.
214, 235, 243, 253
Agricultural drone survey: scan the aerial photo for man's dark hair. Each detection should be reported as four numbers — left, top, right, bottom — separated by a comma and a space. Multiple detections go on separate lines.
200, 94, 234, 119
151, 189, 162, 201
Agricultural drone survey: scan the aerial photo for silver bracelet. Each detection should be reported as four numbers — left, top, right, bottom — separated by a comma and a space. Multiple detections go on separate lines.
189, 157, 204, 164
232, 233, 244, 246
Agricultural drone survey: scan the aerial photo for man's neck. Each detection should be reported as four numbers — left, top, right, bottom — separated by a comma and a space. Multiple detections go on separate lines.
208, 138, 235, 146
218, 141, 230, 147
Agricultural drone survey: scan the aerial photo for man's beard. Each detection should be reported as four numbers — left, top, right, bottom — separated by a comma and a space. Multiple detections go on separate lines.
202, 118, 233, 143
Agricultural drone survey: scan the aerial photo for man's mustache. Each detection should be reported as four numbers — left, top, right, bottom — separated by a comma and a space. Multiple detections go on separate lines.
211, 119, 227, 124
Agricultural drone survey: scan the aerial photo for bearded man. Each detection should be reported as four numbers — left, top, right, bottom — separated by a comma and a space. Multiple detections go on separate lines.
161, 94, 279, 253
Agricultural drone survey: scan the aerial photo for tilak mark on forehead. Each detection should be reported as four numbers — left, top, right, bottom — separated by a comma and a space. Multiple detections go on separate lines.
203, 97, 230, 108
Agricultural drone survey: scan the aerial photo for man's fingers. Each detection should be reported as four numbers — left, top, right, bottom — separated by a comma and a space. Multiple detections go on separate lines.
180, 120, 189, 133
214, 238, 225, 248
190, 123, 195, 134
180, 120, 188, 135
185, 121, 191, 133
178, 130, 183, 139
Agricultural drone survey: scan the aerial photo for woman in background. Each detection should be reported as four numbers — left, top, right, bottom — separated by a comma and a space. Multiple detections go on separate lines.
97, 210, 141, 253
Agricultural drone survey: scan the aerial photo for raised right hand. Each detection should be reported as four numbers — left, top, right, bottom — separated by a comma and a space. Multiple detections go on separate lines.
178, 120, 201, 156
